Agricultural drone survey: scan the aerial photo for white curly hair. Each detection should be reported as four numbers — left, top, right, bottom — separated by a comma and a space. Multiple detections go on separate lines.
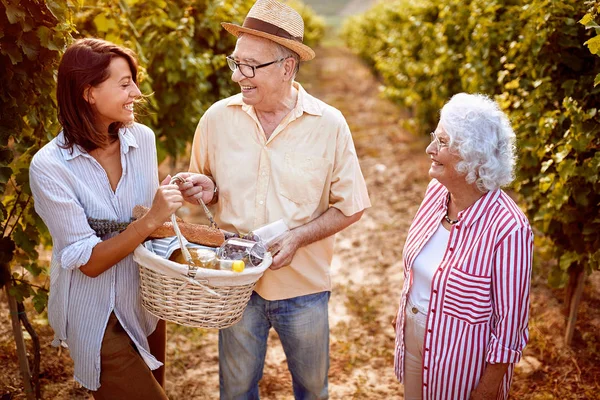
440, 93, 517, 192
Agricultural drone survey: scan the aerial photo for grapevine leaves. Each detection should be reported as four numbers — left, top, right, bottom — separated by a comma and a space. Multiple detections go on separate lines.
1, 0, 74, 309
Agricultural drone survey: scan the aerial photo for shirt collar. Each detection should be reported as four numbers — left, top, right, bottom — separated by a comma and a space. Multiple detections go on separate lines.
226, 81, 324, 117
58, 126, 139, 161
459, 189, 501, 229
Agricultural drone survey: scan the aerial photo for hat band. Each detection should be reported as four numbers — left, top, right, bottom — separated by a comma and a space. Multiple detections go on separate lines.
243, 17, 303, 43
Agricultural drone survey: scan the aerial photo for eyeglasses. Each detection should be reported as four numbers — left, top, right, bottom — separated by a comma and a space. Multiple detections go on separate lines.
430, 131, 449, 150
226, 56, 286, 78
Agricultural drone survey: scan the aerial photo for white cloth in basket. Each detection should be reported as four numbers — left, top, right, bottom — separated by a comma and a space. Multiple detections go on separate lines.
133, 237, 272, 288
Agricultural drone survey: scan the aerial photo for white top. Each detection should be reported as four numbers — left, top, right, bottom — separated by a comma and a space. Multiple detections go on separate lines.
407, 222, 450, 312
29, 124, 161, 390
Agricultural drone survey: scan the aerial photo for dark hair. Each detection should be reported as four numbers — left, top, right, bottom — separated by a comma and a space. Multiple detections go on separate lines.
57, 38, 139, 152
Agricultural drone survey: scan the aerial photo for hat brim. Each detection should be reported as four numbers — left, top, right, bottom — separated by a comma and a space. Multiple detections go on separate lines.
222, 22, 315, 61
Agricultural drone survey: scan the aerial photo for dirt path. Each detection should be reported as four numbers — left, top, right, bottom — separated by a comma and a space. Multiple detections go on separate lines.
163, 45, 432, 399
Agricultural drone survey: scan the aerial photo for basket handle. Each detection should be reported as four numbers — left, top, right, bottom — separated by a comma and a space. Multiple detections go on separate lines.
169, 176, 197, 278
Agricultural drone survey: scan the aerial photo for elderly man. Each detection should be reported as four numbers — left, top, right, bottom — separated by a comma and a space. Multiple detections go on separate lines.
178, 0, 371, 398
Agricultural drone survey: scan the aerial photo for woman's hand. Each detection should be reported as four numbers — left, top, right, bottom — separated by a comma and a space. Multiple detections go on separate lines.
174, 172, 216, 205
144, 175, 184, 230
470, 387, 496, 400
469, 362, 509, 400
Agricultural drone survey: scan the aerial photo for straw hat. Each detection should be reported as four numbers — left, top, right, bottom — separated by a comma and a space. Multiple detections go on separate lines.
221, 0, 315, 61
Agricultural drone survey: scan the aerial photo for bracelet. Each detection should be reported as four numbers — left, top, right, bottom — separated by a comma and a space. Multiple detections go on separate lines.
131, 221, 147, 240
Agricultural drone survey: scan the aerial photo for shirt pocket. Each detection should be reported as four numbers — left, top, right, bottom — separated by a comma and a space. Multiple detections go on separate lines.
442, 267, 492, 325
279, 152, 330, 204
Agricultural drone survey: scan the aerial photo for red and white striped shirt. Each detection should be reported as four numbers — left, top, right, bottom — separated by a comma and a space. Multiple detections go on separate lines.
394, 180, 533, 400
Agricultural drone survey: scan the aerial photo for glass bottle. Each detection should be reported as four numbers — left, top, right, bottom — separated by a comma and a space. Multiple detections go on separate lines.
216, 237, 266, 268
169, 248, 218, 269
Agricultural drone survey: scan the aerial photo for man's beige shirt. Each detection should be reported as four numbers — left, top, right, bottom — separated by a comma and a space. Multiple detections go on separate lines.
190, 82, 371, 300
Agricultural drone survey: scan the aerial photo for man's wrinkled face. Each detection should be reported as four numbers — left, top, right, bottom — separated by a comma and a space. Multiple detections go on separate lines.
230, 34, 286, 110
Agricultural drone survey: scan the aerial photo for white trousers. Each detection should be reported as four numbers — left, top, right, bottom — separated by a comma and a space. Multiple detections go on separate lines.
403, 300, 427, 400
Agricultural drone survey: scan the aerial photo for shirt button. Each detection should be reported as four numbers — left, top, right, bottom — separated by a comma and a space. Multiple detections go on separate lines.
259, 201, 264, 205
423, 383, 428, 387
428, 329, 432, 333
448, 248, 454, 252
425, 348, 429, 352
424, 366, 428, 370
431, 309, 436, 313
438, 268, 443, 272
456, 225, 461, 230
432, 290, 438, 294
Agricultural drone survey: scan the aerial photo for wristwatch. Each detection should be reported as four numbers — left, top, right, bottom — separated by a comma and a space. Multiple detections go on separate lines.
207, 178, 219, 206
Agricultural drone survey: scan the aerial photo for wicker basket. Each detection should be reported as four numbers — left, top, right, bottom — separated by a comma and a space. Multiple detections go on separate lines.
133, 241, 272, 329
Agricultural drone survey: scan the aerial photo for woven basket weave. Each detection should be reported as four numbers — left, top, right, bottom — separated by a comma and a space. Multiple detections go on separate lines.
134, 238, 272, 329
139, 265, 257, 329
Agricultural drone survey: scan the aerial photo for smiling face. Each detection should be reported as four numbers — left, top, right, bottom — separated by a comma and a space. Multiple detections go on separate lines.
85, 57, 141, 130
230, 34, 290, 111
426, 123, 464, 187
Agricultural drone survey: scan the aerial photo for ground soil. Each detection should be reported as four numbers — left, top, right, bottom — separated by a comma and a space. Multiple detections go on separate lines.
2, 46, 600, 400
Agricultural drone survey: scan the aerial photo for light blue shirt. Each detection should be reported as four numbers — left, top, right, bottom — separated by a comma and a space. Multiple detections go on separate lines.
29, 123, 161, 390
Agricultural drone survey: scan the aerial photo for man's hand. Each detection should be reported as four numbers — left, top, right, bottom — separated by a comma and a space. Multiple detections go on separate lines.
267, 208, 364, 271
269, 231, 301, 270
174, 172, 215, 205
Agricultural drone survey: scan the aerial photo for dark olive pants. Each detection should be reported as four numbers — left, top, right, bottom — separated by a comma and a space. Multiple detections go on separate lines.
92, 314, 168, 400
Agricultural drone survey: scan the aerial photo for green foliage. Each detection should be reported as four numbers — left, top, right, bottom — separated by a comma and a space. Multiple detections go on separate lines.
74, 0, 325, 161
343, 0, 600, 287
0, 0, 76, 310
342, 0, 469, 131
581, 4, 600, 86
286, 0, 326, 48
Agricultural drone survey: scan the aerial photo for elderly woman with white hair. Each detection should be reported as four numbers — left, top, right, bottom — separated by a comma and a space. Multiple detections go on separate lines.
392, 93, 533, 400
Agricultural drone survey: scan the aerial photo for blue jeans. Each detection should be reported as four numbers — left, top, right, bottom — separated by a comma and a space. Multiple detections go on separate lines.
219, 291, 330, 400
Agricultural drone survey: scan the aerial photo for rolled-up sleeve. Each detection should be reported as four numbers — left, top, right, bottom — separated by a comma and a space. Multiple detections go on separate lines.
486, 225, 533, 364
328, 114, 371, 216
189, 114, 212, 177
30, 168, 101, 271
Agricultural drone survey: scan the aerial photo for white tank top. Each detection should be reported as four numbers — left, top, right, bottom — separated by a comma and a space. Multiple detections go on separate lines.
408, 223, 450, 312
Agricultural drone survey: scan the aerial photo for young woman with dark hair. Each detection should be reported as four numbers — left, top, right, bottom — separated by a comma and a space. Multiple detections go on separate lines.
30, 38, 180, 399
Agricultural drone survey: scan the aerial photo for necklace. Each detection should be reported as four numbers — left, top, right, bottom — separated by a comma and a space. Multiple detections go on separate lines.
445, 193, 459, 225
444, 213, 459, 225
